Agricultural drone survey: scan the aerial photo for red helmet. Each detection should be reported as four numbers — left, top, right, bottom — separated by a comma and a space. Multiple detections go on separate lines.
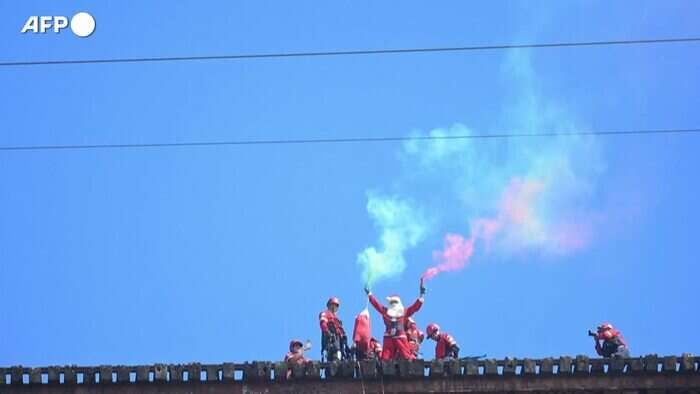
598, 322, 614, 331
426, 323, 440, 337
327, 297, 340, 307
289, 339, 303, 352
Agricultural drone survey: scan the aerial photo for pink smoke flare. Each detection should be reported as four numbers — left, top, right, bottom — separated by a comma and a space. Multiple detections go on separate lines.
421, 233, 476, 281
422, 177, 588, 280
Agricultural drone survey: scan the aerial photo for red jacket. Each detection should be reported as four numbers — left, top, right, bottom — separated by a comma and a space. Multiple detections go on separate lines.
319, 309, 345, 336
368, 294, 423, 338
284, 351, 309, 379
595, 329, 628, 356
434, 332, 458, 359
595, 328, 627, 344
284, 351, 308, 365
369, 338, 383, 359
406, 323, 424, 343
406, 325, 424, 355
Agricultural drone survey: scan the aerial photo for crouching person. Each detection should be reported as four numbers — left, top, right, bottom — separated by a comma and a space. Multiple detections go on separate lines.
590, 322, 630, 358
356, 337, 383, 361
284, 339, 312, 378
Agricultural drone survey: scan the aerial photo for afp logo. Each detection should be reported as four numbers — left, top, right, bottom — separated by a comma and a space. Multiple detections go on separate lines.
21, 12, 96, 37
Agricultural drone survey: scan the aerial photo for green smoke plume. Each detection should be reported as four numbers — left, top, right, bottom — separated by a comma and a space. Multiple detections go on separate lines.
357, 193, 427, 286
357, 48, 607, 285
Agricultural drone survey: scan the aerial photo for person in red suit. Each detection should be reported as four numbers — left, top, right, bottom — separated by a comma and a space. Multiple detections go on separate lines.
406, 317, 425, 358
356, 337, 383, 360
591, 322, 630, 358
319, 296, 348, 361
364, 280, 425, 360
426, 323, 460, 359
284, 339, 311, 378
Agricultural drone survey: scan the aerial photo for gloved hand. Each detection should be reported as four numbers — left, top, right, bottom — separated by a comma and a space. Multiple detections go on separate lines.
364, 284, 371, 295
420, 281, 426, 296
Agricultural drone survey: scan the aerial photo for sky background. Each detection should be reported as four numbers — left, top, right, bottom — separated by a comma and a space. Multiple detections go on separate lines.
1, 1, 699, 366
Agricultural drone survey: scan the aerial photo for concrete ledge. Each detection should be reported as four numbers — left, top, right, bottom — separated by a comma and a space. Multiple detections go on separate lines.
2, 355, 698, 386
1, 372, 699, 394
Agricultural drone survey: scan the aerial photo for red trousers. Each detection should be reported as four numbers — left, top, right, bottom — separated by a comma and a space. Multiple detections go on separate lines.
380, 336, 416, 360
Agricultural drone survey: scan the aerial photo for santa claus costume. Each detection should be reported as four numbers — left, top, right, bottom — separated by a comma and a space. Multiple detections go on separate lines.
367, 292, 424, 360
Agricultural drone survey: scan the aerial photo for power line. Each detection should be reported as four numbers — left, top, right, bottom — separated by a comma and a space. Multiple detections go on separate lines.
1, 37, 699, 67
1, 128, 699, 152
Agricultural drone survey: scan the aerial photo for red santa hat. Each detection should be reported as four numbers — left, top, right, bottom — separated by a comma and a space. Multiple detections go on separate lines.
386, 295, 402, 303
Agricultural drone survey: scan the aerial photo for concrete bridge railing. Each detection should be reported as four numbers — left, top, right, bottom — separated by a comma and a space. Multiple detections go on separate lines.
2, 354, 698, 385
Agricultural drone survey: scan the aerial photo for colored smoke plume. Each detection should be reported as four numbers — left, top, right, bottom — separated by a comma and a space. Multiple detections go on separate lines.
422, 177, 589, 281
357, 193, 427, 286
422, 233, 475, 281
358, 49, 605, 285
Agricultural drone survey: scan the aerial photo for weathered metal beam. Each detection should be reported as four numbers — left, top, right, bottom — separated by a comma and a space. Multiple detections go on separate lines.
2, 355, 699, 388
0, 372, 699, 393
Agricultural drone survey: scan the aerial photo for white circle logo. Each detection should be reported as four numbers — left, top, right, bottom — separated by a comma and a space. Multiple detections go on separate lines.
70, 12, 95, 37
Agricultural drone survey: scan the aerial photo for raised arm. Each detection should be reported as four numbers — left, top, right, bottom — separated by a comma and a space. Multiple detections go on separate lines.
368, 294, 387, 315
405, 296, 424, 317
405, 280, 426, 317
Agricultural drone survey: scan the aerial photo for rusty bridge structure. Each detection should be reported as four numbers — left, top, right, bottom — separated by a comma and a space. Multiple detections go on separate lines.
2, 354, 699, 393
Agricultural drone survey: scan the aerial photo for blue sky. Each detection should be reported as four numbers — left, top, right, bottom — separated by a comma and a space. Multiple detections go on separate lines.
1, 1, 699, 366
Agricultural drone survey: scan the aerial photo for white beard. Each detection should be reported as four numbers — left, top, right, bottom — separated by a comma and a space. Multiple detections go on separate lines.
387, 303, 405, 318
